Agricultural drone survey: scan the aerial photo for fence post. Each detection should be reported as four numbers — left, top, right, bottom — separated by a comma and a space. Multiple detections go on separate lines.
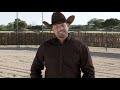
105, 30, 108, 52
84, 30, 86, 44
16, 12, 20, 48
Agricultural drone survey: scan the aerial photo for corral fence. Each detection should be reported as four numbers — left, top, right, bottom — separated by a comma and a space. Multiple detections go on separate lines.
1, 12, 120, 51
0, 31, 120, 48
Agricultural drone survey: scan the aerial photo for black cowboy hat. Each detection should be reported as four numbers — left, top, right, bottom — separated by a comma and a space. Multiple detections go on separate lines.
43, 12, 75, 28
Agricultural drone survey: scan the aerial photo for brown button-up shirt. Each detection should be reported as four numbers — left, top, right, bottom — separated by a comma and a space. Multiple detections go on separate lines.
30, 35, 95, 78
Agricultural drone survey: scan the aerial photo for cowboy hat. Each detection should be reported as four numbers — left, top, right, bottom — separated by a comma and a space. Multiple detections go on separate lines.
43, 12, 75, 28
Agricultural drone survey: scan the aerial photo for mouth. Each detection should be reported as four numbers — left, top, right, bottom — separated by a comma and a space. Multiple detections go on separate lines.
57, 31, 66, 38
58, 31, 66, 34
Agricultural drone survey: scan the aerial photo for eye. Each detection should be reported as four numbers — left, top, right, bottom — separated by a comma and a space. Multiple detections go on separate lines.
61, 25, 64, 27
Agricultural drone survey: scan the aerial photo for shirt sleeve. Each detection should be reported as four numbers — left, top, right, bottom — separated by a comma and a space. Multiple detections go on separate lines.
80, 43, 95, 78
30, 44, 45, 78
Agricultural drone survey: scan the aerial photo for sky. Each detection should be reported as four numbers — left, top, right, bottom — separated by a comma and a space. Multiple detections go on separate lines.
0, 12, 120, 25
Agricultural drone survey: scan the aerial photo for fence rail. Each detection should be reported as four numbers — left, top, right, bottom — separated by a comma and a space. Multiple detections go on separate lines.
0, 32, 120, 48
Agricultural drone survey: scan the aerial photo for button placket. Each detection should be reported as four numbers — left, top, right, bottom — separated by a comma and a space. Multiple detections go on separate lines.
59, 45, 64, 77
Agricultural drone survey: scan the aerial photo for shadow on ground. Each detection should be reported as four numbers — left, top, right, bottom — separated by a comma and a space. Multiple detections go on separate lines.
0, 47, 38, 51
0, 46, 120, 59
91, 52, 120, 59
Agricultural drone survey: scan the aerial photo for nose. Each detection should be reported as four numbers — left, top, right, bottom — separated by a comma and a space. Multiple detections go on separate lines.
57, 26, 63, 31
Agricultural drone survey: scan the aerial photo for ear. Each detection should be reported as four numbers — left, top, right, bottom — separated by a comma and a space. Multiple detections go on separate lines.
51, 25, 54, 32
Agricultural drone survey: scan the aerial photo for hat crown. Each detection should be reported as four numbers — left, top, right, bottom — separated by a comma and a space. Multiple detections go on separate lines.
52, 12, 66, 25
43, 12, 75, 28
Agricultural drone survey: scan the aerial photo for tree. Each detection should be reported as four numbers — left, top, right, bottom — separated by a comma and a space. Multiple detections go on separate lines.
6, 22, 14, 31
88, 18, 98, 26
14, 18, 21, 30
0, 25, 6, 31
102, 18, 120, 29
18, 21, 27, 30
13, 18, 27, 30
87, 18, 105, 29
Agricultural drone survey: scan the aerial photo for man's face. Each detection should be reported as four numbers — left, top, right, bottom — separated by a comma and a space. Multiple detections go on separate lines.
52, 23, 69, 39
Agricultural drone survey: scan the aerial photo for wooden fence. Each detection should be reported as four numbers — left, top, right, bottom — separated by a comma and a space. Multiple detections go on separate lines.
0, 32, 120, 48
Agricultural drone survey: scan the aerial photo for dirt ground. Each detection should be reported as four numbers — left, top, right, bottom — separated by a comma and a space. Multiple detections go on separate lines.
0, 45, 120, 78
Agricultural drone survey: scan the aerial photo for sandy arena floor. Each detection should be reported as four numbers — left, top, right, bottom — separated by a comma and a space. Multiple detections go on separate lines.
0, 45, 120, 78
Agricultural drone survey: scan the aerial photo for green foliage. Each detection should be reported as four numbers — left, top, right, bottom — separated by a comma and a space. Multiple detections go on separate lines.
1, 17, 120, 31
14, 18, 27, 30
102, 18, 119, 29
87, 18, 105, 29
6, 22, 14, 31
18, 21, 27, 29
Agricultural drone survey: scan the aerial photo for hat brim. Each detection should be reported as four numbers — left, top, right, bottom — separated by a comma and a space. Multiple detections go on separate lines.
43, 15, 75, 28
66, 15, 75, 25
43, 21, 52, 28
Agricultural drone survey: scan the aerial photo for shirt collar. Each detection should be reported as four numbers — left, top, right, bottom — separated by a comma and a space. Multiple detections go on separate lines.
52, 33, 71, 45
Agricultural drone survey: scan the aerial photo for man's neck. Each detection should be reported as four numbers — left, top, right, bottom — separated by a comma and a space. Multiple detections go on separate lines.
59, 38, 65, 44
56, 34, 69, 44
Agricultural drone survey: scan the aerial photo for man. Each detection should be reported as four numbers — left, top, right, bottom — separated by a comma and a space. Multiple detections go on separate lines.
30, 12, 95, 78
